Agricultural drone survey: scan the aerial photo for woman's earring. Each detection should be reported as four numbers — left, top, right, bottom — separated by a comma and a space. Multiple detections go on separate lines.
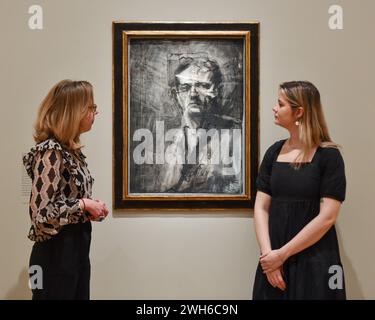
295, 120, 300, 126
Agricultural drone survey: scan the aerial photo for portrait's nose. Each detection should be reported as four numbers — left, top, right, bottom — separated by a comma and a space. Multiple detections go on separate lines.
190, 85, 198, 97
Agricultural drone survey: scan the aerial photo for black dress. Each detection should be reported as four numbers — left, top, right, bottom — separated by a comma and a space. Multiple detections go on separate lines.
252, 139, 346, 300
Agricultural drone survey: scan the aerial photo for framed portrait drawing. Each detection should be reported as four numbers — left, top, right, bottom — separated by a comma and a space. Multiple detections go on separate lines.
113, 22, 259, 210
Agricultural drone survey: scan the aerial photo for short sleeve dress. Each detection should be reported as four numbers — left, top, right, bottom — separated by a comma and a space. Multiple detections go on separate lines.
252, 139, 347, 300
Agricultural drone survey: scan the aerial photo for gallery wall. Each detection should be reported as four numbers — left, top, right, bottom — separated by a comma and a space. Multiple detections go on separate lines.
0, 0, 374, 299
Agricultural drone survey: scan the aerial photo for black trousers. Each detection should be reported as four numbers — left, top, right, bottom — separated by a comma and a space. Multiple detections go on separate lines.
29, 221, 92, 300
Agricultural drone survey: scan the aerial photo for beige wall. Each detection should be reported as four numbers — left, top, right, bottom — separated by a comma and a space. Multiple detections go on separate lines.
1, 0, 374, 299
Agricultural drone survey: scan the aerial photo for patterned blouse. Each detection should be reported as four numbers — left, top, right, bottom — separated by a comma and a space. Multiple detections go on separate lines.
23, 139, 94, 242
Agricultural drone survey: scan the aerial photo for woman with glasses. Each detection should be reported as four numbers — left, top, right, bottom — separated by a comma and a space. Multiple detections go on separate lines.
23, 79, 108, 299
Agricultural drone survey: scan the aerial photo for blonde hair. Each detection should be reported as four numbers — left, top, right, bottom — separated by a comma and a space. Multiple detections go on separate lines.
34, 79, 93, 150
279, 81, 340, 167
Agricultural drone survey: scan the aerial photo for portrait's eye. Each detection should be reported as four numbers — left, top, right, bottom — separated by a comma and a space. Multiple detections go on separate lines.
196, 82, 211, 90
178, 84, 191, 92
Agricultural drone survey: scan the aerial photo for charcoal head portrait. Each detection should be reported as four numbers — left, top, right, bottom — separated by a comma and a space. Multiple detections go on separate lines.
151, 54, 243, 194
128, 41, 245, 195
170, 56, 225, 131
169, 55, 238, 133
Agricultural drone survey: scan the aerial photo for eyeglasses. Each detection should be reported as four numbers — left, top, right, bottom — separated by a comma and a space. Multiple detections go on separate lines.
177, 83, 213, 94
88, 104, 98, 114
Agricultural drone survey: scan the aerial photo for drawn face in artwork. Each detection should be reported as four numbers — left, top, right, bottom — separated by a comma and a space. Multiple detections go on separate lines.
175, 64, 219, 127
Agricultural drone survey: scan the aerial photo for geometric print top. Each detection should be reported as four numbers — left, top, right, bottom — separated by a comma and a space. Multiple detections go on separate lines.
23, 138, 94, 242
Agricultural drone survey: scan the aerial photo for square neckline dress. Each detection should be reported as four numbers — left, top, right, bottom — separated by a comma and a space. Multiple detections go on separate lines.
252, 139, 346, 300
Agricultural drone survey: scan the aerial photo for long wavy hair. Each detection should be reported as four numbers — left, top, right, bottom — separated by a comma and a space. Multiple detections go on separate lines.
279, 81, 340, 167
34, 79, 93, 150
